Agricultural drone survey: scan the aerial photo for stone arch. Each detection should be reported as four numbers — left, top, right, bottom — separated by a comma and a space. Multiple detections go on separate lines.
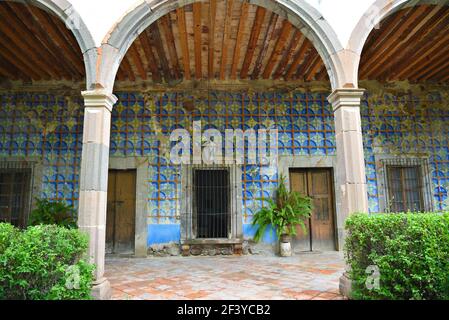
12, 0, 97, 88
347, 0, 443, 84
97, 0, 346, 91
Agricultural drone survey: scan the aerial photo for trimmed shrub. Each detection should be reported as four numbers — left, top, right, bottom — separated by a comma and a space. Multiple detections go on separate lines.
0, 223, 94, 300
344, 213, 449, 300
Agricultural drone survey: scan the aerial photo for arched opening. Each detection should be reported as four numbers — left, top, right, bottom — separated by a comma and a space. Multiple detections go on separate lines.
105, 0, 344, 256
115, 1, 328, 84
357, 2, 449, 214
0, 1, 93, 228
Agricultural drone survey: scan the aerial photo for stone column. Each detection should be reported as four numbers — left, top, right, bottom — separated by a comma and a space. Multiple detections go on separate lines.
328, 88, 368, 298
329, 89, 368, 235
78, 89, 117, 300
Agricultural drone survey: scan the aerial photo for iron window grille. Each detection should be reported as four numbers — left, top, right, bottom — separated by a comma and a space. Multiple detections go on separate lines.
381, 158, 433, 213
0, 161, 34, 228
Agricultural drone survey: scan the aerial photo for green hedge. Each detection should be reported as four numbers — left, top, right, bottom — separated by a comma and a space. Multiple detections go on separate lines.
344, 213, 449, 300
0, 223, 94, 300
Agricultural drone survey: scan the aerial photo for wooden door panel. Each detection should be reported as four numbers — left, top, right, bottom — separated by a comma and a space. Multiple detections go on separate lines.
290, 171, 311, 252
106, 170, 136, 254
290, 169, 336, 252
115, 171, 136, 253
309, 170, 335, 251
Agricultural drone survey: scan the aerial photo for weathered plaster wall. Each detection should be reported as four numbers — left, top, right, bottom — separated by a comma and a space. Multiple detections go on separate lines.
2, 81, 449, 247
0, 93, 84, 207
110, 90, 336, 245
361, 81, 449, 213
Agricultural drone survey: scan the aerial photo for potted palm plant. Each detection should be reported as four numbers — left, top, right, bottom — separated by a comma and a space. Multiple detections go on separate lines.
251, 175, 312, 257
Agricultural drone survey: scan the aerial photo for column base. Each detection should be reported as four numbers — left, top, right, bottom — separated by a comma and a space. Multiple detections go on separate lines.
92, 277, 112, 300
339, 272, 353, 299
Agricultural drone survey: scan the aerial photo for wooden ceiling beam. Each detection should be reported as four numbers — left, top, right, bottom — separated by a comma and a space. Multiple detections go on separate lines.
262, 20, 292, 79
148, 24, 172, 82
305, 56, 323, 81
0, 26, 54, 80
240, 6, 266, 79
121, 55, 136, 81
316, 65, 329, 81
176, 7, 191, 80
159, 15, 181, 79
360, 8, 414, 65
0, 61, 23, 80
407, 43, 449, 80
52, 16, 84, 58
10, 4, 76, 79
193, 2, 202, 79
219, 0, 234, 80
392, 29, 449, 79
375, 7, 449, 79
362, 6, 430, 77
410, 46, 449, 80
273, 31, 303, 80
128, 44, 147, 80
113, 2, 330, 84
362, 5, 444, 78
137, 32, 162, 83
425, 63, 449, 82
230, 1, 249, 80
252, 13, 278, 79
285, 39, 311, 80
116, 64, 127, 81
0, 43, 42, 80
296, 51, 317, 80
37, 9, 85, 75
440, 70, 449, 82
421, 61, 449, 82
27, 5, 84, 78
0, 4, 63, 79
208, 0, 217, 79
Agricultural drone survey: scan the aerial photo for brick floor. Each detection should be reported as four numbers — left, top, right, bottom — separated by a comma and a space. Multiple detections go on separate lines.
105, 251, 345, 300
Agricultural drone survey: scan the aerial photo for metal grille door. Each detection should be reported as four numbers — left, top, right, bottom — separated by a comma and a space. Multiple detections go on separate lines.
193, 169, 230, 239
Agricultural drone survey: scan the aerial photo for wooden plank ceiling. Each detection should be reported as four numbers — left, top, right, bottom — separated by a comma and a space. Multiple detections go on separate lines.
0, 1, 84, 81
117, 0, 327, 83
360, 4, 449, 83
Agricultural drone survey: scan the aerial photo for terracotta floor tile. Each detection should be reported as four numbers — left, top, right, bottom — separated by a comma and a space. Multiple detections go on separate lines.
106, 252, 345, 300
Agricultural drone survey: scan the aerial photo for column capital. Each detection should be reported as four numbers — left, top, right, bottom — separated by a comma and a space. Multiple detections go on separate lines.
328, 88, 365, 111
82, 89, 118, 112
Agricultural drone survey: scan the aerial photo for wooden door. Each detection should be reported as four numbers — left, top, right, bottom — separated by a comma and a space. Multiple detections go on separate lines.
290, 169, 336, 251
106, 170, 136, 254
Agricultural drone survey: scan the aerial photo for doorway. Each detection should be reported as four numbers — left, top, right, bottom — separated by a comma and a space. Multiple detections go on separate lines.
193, 169, 230, 239
289, 168, 336, 251
106, 170, 136, 255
